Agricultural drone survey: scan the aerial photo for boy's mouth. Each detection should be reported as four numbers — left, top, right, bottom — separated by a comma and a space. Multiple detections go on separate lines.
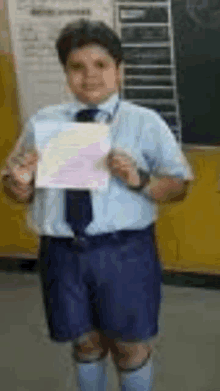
83, 84, 102, 90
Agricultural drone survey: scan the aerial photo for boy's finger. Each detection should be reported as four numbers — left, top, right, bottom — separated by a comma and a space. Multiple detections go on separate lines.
1, 168, 10, 176
113, 152, 134, 160
19, 155, 39, 167
24, 152, 39, 160
111, 161, 134, 171
26, 150, 39, 157
112, 155, 135, 165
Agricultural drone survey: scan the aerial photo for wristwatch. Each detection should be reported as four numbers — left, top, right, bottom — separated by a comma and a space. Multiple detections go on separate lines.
127, 169, 150, 192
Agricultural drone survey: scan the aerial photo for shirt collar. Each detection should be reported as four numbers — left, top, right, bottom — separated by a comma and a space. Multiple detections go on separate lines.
64, 92, 119, 120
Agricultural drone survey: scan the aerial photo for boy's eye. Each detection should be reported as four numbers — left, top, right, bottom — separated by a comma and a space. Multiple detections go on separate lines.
70, 63, 84, 70
96, 61, 106, 69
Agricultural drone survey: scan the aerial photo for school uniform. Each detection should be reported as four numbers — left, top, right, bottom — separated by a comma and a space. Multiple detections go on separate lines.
10, 92, 194, 390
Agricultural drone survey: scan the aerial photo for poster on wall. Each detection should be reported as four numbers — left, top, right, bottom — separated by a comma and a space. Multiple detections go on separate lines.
7, 0, 114, 121
119, 6, 168, 23
121, 26, 169, 43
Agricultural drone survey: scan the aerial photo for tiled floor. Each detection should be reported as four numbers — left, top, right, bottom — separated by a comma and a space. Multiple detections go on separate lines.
0, 271, 220, 391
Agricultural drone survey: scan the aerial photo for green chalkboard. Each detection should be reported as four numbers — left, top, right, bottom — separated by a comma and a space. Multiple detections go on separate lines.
172, 1, 220, 145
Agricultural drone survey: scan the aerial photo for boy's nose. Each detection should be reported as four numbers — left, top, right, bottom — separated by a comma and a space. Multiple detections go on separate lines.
84, 66, 99, 78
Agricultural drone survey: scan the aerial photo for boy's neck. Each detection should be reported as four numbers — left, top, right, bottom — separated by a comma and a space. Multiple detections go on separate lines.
77, 91, 119, 108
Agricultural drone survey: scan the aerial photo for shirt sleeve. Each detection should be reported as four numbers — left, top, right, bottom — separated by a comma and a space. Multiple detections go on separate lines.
1, 119, 35, 177
142, 113, 195, 181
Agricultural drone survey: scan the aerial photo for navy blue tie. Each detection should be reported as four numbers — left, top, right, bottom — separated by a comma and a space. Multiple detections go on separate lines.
65, 109, 99, 237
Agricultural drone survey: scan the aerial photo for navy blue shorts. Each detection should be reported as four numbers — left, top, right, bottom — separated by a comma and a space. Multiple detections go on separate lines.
38, 224, 163, 344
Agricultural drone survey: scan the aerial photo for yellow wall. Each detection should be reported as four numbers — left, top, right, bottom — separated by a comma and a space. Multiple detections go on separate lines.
0, 52, 39, 258
156, 147, 220, 275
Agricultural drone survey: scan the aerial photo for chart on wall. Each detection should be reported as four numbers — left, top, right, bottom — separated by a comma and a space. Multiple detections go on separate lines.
7, 0, 114, 121
115, 0, 182, 144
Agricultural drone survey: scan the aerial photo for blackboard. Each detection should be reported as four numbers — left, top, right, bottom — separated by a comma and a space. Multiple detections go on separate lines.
172, 1, 220, 145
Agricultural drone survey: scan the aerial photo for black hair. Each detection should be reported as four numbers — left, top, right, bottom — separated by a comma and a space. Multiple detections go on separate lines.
55, 19, 123, 68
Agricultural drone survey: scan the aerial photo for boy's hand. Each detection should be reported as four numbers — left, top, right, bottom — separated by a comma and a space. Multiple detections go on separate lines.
7, 150, 39, 186
1, 149, 39, 201
106, 151, 141, 187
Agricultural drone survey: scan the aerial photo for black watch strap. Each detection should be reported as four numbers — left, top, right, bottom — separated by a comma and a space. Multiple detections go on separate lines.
127, 169, 150, 192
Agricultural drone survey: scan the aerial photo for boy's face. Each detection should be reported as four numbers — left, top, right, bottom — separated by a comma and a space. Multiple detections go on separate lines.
65, 44, 121, 105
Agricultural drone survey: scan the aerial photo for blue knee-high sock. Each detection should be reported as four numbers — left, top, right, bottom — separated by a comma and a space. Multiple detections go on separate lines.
119, 355, 154, 391
75, 353, 109, 391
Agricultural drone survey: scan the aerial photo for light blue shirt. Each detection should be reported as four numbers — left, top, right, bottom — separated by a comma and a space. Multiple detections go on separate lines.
18, 92, 194, 237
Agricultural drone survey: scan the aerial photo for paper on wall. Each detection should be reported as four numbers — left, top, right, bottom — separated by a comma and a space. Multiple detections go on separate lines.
7, 0, 114, 121
35, 121, 111, 189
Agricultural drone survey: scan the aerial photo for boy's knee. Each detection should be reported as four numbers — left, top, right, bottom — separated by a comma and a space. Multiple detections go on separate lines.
72, 330, 109, 363
111, 341, 152, 371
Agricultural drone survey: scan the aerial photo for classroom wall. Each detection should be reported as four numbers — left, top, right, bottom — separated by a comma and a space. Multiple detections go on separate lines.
0, 0, 11, 53
0, 0, 39, 258
156, 146, 220, 275
0, 52, 39, 258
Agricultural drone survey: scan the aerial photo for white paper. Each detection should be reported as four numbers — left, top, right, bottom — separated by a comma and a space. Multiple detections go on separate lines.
35, 121, 111, 189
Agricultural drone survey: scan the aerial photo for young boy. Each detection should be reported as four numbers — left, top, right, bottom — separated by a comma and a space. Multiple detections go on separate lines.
1, 20, 194, 391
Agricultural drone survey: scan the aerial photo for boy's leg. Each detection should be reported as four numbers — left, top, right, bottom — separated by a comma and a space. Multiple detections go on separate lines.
72, 330, 110, 391
111, 340, 154, 391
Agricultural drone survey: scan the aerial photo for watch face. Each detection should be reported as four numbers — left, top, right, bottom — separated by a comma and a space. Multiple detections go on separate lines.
138, 169, 150, 186
127, 185, 143, 192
